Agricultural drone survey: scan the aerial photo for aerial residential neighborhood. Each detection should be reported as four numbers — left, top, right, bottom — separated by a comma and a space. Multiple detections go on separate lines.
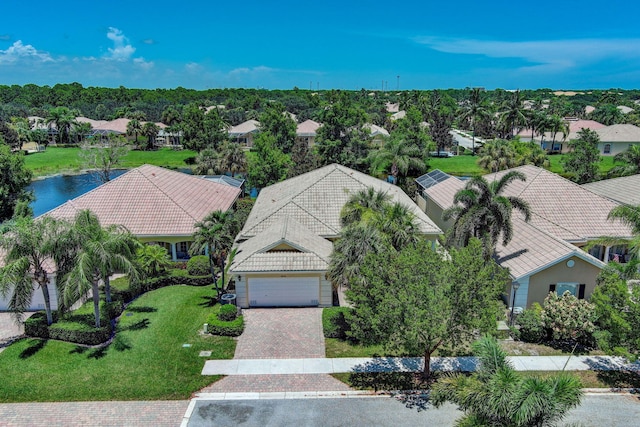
2, 1, 640, 426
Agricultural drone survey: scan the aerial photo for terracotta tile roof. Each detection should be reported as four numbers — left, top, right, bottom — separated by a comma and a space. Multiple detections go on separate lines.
296, 119, 321, 136
44, 165, 241, 237
229, 120, 260, 136
595, 124, 640, 142
94, 118, 131, 134
240, 164, 441, 240
583, 174, 640, 205
76, 117, 108, 129
231, 217, 333, 273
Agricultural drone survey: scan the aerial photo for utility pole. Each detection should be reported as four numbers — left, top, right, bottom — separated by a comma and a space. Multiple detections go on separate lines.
397, 75, 400, 91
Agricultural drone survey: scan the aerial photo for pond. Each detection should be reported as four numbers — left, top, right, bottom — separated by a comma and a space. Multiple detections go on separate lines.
28, 170, 128, 217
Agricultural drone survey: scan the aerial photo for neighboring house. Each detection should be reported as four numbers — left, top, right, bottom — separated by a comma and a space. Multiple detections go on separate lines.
363, 123, 390, 145
230, 163, 442, 308
228, 119, 260, 148
45, 165, 241, 261
390, 110, 406, 121
519, 118, 605, 152
618, 105, 634, 114
594, 124, 640, 156
415, 165, 633, 309
385, 102, 400, 113
582, 174, 640, 206
0, 250, 57, 311
295, 119, 322, 147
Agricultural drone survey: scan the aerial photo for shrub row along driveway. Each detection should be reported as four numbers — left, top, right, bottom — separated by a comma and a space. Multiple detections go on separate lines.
202, 307, 351, 393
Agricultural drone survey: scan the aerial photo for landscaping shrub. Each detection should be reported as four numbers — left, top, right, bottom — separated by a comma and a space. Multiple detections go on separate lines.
322, 307, 351, 339
48, 322, 112, 346
207, 312, 244, 336
541, 292, 596, 344
187, 255, 210, 276
218, 304, 237, 321
24, 311, 56, 338
516, 305, 546, 343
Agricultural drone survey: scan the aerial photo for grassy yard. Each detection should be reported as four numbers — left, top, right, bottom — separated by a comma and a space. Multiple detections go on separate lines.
0, 285, 235, 402
24, 147, 197, 177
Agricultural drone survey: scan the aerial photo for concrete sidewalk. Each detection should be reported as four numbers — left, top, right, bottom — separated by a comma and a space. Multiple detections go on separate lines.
202, 355, 640, 376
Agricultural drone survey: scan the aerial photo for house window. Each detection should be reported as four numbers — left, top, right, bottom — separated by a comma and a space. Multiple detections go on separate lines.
176, 242, 190, 260
604, 144, 611, 154
552, 142, 562, 151
549, 283, 586, 299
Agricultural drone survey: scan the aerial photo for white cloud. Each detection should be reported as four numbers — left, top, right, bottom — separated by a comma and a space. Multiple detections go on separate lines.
106, 27, 135, 61
134, 57, 154, 70
413, 36, 640, 72
0, 40, 54, 63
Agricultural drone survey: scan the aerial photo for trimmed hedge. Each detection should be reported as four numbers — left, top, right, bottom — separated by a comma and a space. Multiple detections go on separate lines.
207, 306, 244, 337
218, 304, 238, 321
112, 273, 212, 304
322, 307, 351, 339
24, 312, 112, 345
187, 255, 210, 276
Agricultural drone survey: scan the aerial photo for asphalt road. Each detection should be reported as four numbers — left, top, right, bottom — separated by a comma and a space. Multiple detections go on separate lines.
187, 394, 640, 427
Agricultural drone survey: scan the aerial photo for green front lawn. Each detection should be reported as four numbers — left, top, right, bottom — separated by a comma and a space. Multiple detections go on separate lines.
0, 285, 234, 402
24, 147, 197, 177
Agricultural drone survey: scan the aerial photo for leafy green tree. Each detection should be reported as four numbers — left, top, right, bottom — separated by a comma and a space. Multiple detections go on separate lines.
0, 120, 21, 151
609, 144, 640, 177
80, 134, 130, 183
181, 103, 207, 151
190, 210, 235, 295
431, 335, 583, 426
247, 133, 291, 189
193, 148, 219, 175
443, 171, 532, 259
0, 216, 73, 325
511, 141, 550, 168
136, 244, 172, 279
347, 239, 507, 379
217, 140, 247, 177
562, 128, 601, 183
459, 88, 490, 154
477, 139, 518, 173
0, 144, 33, 222
71, 121, 92, 145
203, 107, 228, 150
63, 210, 140, 328
161, 105, 181, 126
426, 90, 455, 154
259, 103, 297, 153
393, 106, 430, 150
591, 104, 623, 125
288, 138, 318, 178
46, 106, 78, 145
367, 137, 426, 185
541, 291, 597, 343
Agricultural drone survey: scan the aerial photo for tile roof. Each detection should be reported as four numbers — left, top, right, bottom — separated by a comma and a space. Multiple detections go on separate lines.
229, 119, 260, 136
240, 164, 441, 239
296, 119, 322, 136
44, 165, 241, 237
595, 124, 640, 142
364, 123, 389, 137
94, 118, 131, 134
582, 174, 640, 205
231, 217, 333, 273
618, 105, 634, 114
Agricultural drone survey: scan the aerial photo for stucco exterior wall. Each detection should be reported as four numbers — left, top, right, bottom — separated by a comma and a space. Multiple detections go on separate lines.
526, 256, 602, 307
0, 276, 58, 311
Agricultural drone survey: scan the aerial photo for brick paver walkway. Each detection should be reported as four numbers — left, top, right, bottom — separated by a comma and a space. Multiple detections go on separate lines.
0, 400, 189, 427
200, 374, 352, 393
234, 308, 325, 359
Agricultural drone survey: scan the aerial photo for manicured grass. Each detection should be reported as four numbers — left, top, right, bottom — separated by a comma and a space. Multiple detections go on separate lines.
325, 338, 388, 358
24, 147, 197, 177
0, 285, 235, 402
500, 340, 605, 357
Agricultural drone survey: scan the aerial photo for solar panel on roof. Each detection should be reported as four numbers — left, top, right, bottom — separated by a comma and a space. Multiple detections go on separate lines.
415, 169, 451, 190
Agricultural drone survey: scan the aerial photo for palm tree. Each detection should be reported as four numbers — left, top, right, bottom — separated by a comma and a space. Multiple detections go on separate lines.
499, 90, 526, 139
45, 107, 78, 145
72, 121, 92, 144
217, 140, 247, 177
477, 139, 518, 173
0, 216, 72, 325
128, 110, 146, 121
340, 187, 392, 227
443, 171, 532, 259
137, 244, 172, 279
63, 210, 140, 328
190, 210, 235, 295
432, 336, 582, 427
161, 106, 181, 126
375, 201, 421, 250
367, 138, 426, 185
459, 88, 490, 155
142, 122, 160, 150
609, 144, 640, 177
547, 115, 569, 149
193, 148, 220, 175
126, 119, 143, 144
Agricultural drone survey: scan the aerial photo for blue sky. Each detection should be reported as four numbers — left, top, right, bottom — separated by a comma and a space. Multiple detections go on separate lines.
1, 0, 639, 90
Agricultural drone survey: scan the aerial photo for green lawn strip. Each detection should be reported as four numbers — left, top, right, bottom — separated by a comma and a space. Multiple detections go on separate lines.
24, 147, 197, 177
0, 285, 234, 402
332, 370, 640, 390
325, 338, 391, 358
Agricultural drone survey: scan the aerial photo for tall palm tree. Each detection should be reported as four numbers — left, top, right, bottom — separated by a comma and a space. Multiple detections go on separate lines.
443, 170, 532, 259
63, 210, 140, 328
431, 336, 583, 427
45, 107, 78, 145
367, 138, 426, 185
193, 148, 220, 175
340, 187, 392, 227
547, 115, 569, 149
0, 216, 72, 325
217, 140, 247, 177
72, 121, 92, 144
459, 88, 490, 155
609, 144, 640, 177
142, 122, 160, 150
477, 140, 518, 173
375, 201, 421, 251
190, 210, 235, 295
499, 90, 526, 139
126, 119, 143, 144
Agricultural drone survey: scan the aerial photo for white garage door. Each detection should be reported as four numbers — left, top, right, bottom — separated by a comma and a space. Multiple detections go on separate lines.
248, 277, 320, 307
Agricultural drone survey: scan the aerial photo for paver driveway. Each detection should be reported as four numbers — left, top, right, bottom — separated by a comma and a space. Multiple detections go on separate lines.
234, 308, 325, 359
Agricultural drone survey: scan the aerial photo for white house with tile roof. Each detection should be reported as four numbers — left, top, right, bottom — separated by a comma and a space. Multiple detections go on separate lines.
230, 163, 441, 308
45, 165, 241, 261
415, 165, 632, 308
594, 124, 640, 156
295, 119, 322, 147
582, 174, 640, 206
228, 119, 260, 148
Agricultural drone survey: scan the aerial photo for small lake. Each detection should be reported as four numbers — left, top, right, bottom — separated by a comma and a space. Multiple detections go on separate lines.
28, 170, 128, 217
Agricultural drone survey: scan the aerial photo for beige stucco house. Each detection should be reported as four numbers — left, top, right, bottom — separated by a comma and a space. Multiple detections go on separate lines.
228, 119, 260, 148
594, 124, 640, 156
415, 165, 633, 309
230, 163, 442, 308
